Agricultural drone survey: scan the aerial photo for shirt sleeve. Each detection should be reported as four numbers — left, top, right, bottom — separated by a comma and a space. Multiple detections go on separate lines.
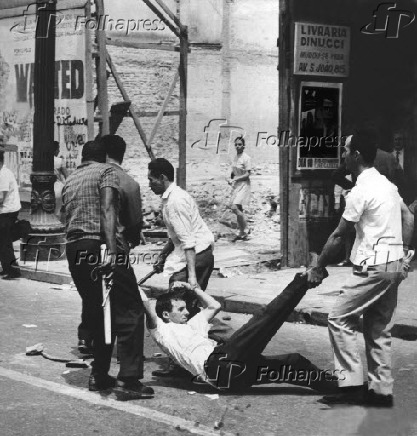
187, 311, 210, 336
244, 154, 252, 172
342, 186, 366, 223
0, 170, 10, 192
166, 196, 196, 250
99, 166, 119, 190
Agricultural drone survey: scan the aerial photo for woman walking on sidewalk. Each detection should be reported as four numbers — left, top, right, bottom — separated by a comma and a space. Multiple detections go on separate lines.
228, 136, 251, 241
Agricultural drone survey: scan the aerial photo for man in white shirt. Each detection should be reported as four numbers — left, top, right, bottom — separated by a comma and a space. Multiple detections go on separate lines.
148, 158, 215, 313
392, 131, 404, 169
309, 129, 415, 407
0, 149, 21, 279
140, 268, 335, 393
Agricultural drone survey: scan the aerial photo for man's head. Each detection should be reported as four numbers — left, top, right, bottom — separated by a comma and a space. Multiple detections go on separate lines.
148, 158, 175, 195
393, 132, 404, 152
344, 129, 377, 174
155, 287, 189, 324
98, 134, 126, 164
234, 136, 245, 154
81, 140, 106, 163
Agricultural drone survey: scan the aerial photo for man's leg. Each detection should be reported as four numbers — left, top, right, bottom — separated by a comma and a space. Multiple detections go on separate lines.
205, 273, 312, 388
0, 212, 20, 276
363, 262, 401, 397
66, 240, 114, 379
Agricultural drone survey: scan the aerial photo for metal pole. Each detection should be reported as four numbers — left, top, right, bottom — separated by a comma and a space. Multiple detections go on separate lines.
30, 0, 63, 232
178, 25, 188, 189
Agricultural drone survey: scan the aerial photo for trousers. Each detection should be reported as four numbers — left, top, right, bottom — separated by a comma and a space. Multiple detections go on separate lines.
0, 211, 19, 274
66, 239, 145, 379
328, 260, 404, 395
205, 273, 331, 391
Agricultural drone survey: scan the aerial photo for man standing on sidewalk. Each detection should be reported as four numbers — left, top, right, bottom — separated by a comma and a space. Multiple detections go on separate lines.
63, 141, 153, 397
0, 146, 21, 280
308, 129, 414, 407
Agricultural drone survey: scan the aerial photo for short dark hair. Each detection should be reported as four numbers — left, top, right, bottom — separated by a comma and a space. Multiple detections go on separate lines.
54, 141, 60, 154
350, 129, 377, 166
148, 158, 175, 182
81, 140, 106, 163
155, 289, 186, 320
99, 134, 126, 163
235, 136, 245, 147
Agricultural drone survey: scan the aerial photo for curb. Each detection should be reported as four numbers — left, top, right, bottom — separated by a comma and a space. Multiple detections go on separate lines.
19, 267, 417, 341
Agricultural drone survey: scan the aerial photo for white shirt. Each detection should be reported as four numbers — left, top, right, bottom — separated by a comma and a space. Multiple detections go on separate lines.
149, 312, 217, 379
0, 166, 21, 214
343, 167, 403, 266
391, 149, 404, 169
162, 183, 214, 274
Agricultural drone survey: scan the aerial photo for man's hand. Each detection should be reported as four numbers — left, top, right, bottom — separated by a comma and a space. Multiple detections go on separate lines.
97, 253, 117, 279
153, 255, 166, 273
187, 277, 200, 290
305, 266, 328, 288
401, 248, 415, 280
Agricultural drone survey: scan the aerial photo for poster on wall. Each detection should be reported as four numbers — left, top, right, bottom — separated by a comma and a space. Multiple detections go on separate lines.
297, 82, 342, 170
0, 5, 88, 187
294, 22, 350, 77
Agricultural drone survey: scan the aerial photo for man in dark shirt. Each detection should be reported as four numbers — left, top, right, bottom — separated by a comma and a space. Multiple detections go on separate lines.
63, 141, 153, 397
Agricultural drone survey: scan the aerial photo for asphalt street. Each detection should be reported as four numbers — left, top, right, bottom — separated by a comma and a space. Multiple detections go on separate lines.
1, 278, 417, 436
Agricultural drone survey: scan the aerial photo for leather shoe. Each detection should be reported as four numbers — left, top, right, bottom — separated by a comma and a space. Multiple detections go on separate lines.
318, 386, 366, 405
115, 379, 154, 398
2, 269, 21, 280
151, 367, 190, 378
366, 390, 393, 408
88, 374, 116, 391
78, 339, 93, 354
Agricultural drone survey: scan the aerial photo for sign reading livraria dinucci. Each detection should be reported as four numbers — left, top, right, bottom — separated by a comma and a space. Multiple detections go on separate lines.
294, 22, 350, 77
0, 6, 87, 187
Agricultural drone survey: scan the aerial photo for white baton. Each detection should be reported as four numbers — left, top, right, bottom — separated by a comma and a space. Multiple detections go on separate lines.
100, 244, 112, 345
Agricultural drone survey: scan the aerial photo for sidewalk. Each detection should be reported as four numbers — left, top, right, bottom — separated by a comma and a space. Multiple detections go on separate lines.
14, 240, 417, 341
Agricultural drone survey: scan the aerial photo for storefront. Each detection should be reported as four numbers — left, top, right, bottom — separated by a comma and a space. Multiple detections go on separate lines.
279, 0, 417, 266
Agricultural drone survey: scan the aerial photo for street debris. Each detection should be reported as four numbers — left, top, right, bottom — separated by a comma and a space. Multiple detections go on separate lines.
187, 391, 197, 395
204, 394, 219, 400
65, 359, 90, 368
153, 352, 163, 357
26, 343, 44, 356
22, 324, 37, 328
222, 315, 232, 321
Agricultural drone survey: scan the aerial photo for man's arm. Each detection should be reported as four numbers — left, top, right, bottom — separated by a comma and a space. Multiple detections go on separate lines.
99, 186, 118, 274
308, 217, 356, 285
232, 170, 250, 183
401, 200, 414, 247
154, 239, 175, 272
184, 248, 198, 288
138, 287, 159, 330
179, 283, 221, 322
331, 162, 354, 190
0, 191, 5, 206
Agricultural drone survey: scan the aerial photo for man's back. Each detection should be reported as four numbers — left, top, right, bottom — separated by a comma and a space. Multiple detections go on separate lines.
0, 166, 20, 214
110, 164, 142, 248
343, 168, 403, 266
63, 162, 119, 242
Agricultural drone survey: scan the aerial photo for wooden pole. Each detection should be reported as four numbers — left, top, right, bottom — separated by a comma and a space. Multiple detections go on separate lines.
142, 0, 180, 38
95, 0, 109, 136
178, 26, 188, 189
278, 0, 291, 267
153, 0, 184, 32
106, 53, 155, 160
84, 0, 95, 140
148, 69, 179, 147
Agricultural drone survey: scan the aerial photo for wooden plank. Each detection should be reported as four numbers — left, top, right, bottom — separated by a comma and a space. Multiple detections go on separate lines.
147, 69, 179, 147
107, 38, 182, 52
84, 1, 95, 140
106, 53, 155, 160
95, 0, 109, 136
153, 0, 185, 32
178, 26, 188, 189
142, 0, 180, 38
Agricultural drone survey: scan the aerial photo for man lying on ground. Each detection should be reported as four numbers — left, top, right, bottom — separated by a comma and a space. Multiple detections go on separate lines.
139, 270, 340, 392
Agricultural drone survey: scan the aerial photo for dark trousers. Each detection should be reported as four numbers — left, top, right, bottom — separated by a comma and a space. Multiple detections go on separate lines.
0, 211, 19, 274
205, 273, 327, 391
66, 239, 145, 379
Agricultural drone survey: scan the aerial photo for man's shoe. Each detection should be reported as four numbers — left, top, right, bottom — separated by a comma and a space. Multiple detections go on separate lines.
151, 367, 190, 377
366, 390, 394, 408
78, 339, 93, 354
2, 272, 21, 280
88, 374, 116, 391
318, 386, 366, 405
115, 379, 154, 398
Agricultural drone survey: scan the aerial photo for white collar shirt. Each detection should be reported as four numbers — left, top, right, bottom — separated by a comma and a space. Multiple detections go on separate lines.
162, 183, 214, 274
343, 167, 403, 266
0, 166, 21, 214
